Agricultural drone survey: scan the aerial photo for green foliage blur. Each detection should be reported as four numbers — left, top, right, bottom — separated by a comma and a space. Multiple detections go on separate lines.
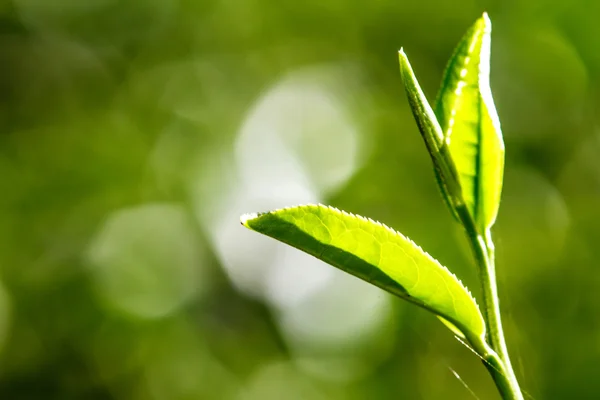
0, 0, 598, 399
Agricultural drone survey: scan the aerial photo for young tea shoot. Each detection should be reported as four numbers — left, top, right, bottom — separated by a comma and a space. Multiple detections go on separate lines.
241, 13, 523, 400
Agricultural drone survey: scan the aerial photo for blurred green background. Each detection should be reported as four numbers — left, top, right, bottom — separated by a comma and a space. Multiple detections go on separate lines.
0, 0, 598, 398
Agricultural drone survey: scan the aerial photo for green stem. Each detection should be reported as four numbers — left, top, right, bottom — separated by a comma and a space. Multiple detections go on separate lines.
479, 231, 522, 400
456, 206, 523, 400
479, 343, 522, 400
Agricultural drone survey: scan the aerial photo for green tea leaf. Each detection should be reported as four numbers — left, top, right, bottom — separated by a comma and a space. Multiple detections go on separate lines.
434, 13, 504, 233
398, 49, 464, 221
241, 204, 486, 344
398, 49, 445, 156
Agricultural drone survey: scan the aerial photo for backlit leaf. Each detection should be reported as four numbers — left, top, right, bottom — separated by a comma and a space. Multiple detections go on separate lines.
241, 204, 486, 344
398, 49, 464, 221
434, 13, 504, 233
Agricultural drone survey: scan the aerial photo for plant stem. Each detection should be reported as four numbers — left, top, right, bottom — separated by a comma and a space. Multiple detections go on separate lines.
456, 206, 523, 400
477, 233, 523, 400
478, 343, 522, 400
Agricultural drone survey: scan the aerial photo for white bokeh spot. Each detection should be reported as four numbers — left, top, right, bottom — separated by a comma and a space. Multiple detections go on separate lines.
86, 203, 205, 319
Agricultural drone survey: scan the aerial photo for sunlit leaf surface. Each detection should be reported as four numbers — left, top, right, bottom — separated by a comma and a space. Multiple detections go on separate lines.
398, 49, 463, 220
434, 13, 504, 233
241, 204, 486, 342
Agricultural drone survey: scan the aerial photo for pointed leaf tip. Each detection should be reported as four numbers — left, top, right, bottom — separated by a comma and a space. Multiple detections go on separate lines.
240, 213, 258, 226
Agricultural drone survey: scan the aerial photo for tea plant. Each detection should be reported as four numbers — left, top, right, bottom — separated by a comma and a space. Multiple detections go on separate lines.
241, 13, 523, 399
